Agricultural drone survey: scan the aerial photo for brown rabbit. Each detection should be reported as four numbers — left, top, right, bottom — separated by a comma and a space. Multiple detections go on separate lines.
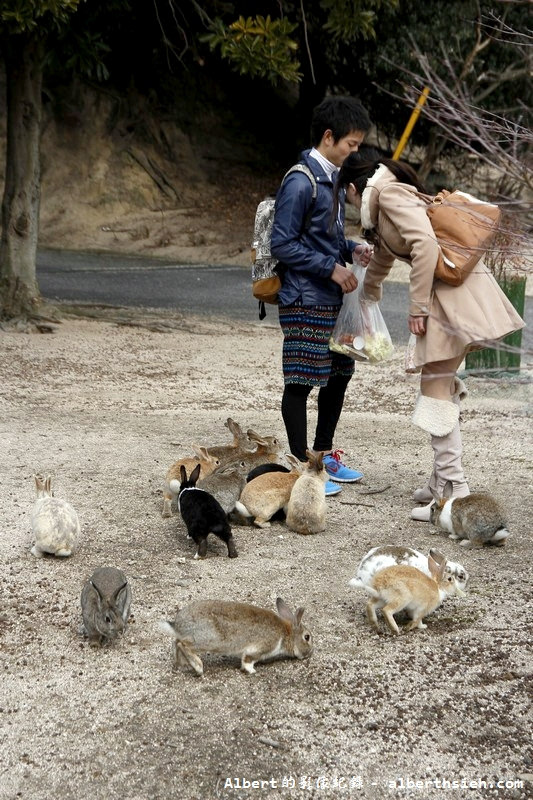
203, 418, 256, 462
235, 454, 303, 527
285, 450, 328, 535
353, 549, 464, 635
162, 445, 220, 517
243, 429, 284, 468
160, 597, 313, 675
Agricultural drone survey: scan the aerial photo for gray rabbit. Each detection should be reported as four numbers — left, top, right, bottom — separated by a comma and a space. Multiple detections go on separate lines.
81, 567, 132, 647
197, 459, 249, 515
430, 481, 510, 547
160, 597, 313, 675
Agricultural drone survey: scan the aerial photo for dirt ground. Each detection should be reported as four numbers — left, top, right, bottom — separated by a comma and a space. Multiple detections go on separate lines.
0, 93, 531, 799
0, 304, 531, 800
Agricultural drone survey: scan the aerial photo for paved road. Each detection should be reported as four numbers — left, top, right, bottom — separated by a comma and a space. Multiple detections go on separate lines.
37, 249, 531, 349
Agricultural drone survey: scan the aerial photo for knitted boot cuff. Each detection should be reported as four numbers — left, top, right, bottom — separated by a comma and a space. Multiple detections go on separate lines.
412, 394, 459, 436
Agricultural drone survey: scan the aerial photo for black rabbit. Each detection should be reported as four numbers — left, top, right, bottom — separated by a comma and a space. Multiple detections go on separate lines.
178, 465, 238, 559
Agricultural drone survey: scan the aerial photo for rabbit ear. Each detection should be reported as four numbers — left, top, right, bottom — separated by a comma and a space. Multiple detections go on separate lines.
189, 464, 201, 485
45, 476, 52, 493
191, 444, 207, 459
286, 454, 302, 470
443, 481, 453, 499
276, 597, 296, 625
226, 418, 244, 441
295, 607, 305, 625
90, 580, 104, 603
428, 549, 446, 581
180, 465, 188, 483
113, 582, 128, 602
34, 475, 44, 491
247, 429, 268, 446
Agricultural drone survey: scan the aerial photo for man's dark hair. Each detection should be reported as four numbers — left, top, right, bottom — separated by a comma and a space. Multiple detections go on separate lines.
310, 96, 371, 146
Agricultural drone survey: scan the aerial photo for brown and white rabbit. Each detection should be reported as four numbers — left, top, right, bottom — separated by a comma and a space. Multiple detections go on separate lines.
430, 480, 510, 547
81, 567, 132, 647
30, 475, 80, 558
351, 544, 469, 593
203, 418, 256, 462
235, 455, 303, 527
160, 597, 313, 675
285, 450, 327, 535
162, 445, 220, 517
197, 459, 250, 515
178, 465, 238, 559
352, 549, 464, 635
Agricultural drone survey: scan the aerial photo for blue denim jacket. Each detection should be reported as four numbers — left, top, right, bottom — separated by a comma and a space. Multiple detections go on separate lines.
271, 150, 355, 307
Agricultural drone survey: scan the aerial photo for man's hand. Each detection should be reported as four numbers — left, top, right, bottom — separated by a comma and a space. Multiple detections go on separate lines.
408, 315, 427, 336
331, 263, 358, 293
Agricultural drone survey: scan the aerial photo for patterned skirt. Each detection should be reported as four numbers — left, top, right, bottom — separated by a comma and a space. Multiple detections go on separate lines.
278, 303, 355, 386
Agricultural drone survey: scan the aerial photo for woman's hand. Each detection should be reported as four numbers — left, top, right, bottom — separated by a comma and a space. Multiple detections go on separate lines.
354, 243, 373, 267
408, 315, 427, 336
331, 263, 358, 293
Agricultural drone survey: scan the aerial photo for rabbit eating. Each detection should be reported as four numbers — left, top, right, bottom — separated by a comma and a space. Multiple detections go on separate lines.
162, 445, 220, 517
352, 549, 464, 635
81, 567, 132, 647
351, 544, 469, 593
178, 465, 238, 559
161, 597, 313, 675
236, 455, 303, 527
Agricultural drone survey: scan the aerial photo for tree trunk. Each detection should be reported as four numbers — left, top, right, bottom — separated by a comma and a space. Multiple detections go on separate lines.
417, 126, 447, 184
0, 34, 44, 319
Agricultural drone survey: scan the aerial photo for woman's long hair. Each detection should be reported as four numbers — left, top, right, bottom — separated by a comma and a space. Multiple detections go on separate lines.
332, 151, 428, 245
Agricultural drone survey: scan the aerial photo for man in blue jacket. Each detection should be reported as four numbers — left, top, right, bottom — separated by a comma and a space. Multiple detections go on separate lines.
271, 96, 371, 496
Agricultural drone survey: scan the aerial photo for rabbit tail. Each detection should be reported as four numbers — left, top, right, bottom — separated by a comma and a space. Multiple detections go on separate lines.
349, 578, 379, 597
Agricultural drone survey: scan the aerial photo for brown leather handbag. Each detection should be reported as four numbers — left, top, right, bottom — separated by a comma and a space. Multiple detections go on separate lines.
424, 189, 501, 286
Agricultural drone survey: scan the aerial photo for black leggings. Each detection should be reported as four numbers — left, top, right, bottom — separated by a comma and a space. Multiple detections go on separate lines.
281, 374, 352, 461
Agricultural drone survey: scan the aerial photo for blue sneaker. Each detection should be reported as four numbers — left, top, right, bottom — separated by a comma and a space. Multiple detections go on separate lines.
323, 450, 364, 483
325, 480, 342, 497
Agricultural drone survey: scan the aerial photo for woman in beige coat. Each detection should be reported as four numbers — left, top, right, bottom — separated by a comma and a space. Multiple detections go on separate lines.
334, 154, 525, 520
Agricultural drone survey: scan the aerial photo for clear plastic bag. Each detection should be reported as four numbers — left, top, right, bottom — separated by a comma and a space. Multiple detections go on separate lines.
404, 333, 420, 373
329, 265, 394, 364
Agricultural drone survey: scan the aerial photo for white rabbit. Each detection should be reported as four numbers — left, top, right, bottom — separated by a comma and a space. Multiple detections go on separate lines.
31, 475, 80, 558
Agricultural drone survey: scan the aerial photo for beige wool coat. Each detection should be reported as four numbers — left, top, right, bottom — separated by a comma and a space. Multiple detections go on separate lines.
360, 165, 525, 367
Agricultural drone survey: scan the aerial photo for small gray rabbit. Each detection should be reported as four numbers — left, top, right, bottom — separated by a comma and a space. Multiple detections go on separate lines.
197, 459, 249, 515
31, 475, 80, 558
81, 567, 132, 647
430, 481, 510, 547
160, 597, 313, 675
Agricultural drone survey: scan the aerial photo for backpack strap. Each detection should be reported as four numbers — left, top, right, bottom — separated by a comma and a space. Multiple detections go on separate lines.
280, 163, 318, 232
